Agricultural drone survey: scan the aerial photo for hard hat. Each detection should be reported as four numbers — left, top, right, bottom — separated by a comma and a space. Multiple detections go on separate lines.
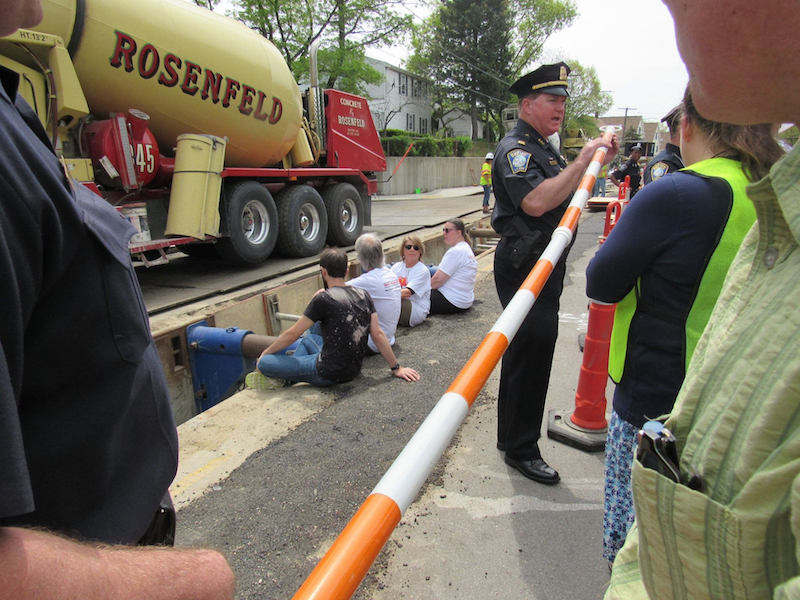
485, 152, 494, 160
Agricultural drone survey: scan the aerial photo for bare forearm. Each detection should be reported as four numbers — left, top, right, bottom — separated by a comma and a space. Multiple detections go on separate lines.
0, 527, 235, 600
263, 329, 300, 355
372, 327, 398, 367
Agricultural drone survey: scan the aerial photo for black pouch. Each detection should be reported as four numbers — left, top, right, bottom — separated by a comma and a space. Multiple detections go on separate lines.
138, 493, 176, 546
509, 230, 542, 270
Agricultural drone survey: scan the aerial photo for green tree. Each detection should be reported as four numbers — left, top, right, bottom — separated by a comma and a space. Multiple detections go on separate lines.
230, 0, 412, 95
561, 61, 612, 138
411, 0, 577, 140
192, 0, 220, 10
417, 0, 514, 141
510, 0, 577, 75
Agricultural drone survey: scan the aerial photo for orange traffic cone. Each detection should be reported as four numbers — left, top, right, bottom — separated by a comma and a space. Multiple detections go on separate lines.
548, 299, 615, 451
570, 301, 615, 431
548, 188, 625, 452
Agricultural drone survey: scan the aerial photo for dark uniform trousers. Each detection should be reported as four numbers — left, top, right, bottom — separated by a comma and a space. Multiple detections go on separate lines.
494, 236, 568, 460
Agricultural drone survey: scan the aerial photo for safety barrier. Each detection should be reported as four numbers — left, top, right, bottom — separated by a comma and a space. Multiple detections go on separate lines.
292, 129, 618, 600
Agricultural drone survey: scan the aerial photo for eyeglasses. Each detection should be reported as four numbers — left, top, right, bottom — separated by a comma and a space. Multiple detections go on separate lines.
442, 227, 455, 233
404, 244, 420, 251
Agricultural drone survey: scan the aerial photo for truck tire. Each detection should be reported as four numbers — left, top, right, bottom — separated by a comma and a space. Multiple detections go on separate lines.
323, 183, 364, 246
275, 185, 328, 257
216, 181, 279, 265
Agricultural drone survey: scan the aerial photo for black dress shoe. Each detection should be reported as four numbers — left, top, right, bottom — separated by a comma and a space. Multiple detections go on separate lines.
504, 455, 560, 485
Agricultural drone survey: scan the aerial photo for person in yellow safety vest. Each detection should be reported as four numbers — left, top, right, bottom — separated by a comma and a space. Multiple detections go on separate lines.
594, 162, 609, 197
480, 152, 493, 213
585, 87, 784, 569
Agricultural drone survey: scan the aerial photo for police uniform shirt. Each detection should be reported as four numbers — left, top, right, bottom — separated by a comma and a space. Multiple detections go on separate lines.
0, 66, 178, 544
643, 142, 684, 185
491, 119, 569, 237
612, 156, 643, 190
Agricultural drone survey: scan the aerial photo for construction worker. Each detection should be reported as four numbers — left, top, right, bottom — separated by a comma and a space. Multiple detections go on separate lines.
480, 152, 493, 213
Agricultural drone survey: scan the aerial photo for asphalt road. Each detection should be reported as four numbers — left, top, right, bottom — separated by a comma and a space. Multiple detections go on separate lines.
173, 207, 612, 600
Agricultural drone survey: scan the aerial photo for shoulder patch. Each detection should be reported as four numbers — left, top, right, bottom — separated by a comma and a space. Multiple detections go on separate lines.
650, 161, 669, 180
507, 149, 532, 174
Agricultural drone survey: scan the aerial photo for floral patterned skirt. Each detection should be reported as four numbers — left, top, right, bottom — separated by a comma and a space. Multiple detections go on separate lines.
603, 410, 639, 564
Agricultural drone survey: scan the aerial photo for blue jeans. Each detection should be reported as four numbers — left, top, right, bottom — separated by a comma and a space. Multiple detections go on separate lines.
594, 177, 607, 197
257, 331, 334, 387
482, 185, 491, 207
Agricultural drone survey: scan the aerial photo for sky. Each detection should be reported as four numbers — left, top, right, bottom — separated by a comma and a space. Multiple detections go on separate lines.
367, 0, 689, 123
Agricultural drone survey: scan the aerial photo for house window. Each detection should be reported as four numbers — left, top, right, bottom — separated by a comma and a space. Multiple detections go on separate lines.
420, 118, 427, 134
412, 78, 420, 97
398, 74, 407, 95
406, 113, 415, 131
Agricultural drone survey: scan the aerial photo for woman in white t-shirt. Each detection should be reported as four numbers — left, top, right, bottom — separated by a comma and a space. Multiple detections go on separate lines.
390, 235, 431, 327
430, 218, 477, 314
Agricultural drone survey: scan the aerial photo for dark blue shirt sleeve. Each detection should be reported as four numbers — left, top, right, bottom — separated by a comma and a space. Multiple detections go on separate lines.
585, 177, 681, 302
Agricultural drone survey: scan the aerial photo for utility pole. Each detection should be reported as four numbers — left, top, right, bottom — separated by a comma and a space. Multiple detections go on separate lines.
618, 106, 636, 152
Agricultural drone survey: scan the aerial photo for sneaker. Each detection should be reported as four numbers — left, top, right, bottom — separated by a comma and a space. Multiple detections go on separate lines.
245, 371, 284, 391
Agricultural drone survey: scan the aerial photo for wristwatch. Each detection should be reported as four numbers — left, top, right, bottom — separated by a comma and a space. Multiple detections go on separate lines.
390, 362, 400, 371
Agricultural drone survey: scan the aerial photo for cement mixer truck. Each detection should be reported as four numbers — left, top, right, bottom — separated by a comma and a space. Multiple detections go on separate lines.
0, 0, 387, 265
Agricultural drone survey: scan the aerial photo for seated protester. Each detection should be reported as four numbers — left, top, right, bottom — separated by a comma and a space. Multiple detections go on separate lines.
248, 248, 419, 388
347, 232, 401, 353
429, 218, 477, 314
390, 235, 431, 327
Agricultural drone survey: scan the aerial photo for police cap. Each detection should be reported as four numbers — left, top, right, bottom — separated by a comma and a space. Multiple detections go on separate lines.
509, 62, 571, 98
661, 104, 682, 132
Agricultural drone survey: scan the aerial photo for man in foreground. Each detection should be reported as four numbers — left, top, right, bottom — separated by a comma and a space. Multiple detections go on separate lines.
606, 1, 800, 597
491, 62, 617, 484
0, 0, 234, 597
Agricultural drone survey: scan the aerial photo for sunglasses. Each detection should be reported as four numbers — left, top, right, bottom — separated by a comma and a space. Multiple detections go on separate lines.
442, 227, 455, 233
404, 244, 420, 251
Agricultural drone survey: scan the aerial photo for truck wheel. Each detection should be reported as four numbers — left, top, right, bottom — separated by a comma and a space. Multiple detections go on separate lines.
323, 183, 364, 246
275, 185, 328, 257
217, 181, 278, 265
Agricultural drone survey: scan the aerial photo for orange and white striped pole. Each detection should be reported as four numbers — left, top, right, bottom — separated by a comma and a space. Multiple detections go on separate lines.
292, 127, 619, 600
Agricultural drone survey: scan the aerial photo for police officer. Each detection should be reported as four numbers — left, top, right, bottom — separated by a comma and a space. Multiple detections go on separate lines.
643, 104, 684, 185
491, 62, 617, 484
610, 143, 643, 198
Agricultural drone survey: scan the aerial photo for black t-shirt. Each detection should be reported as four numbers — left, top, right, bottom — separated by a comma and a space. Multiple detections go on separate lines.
0, 66, 178, 544
304, 286, 375, 382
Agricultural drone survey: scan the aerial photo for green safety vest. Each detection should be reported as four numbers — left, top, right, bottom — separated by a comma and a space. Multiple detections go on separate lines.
608, 157, 756, 383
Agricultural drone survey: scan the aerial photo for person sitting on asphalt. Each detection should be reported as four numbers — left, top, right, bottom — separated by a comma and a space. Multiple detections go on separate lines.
390, 235, 431, 327
429, 218, 478, 314
346, 233, 402, 353
248, 248, 419, 388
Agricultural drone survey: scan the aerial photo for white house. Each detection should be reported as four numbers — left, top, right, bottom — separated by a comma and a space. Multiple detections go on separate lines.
439, 107, 484, 139
364, 57, 433, 135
